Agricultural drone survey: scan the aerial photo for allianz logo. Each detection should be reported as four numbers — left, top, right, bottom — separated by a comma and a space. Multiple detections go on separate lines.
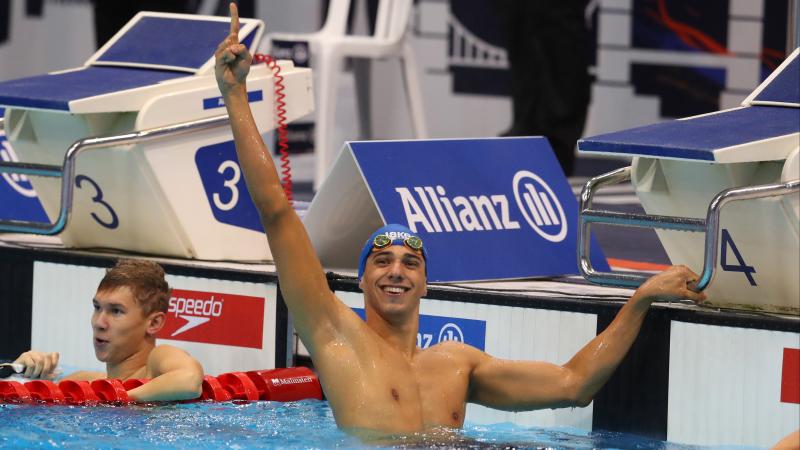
0, 137, 38, 198
395, 170, 567, 243
418, 322, 465, 349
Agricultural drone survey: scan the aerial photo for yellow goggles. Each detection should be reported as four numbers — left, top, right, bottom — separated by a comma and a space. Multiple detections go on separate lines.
373, 234, 424, 253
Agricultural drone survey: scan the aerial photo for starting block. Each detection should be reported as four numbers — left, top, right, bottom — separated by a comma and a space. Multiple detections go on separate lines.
577, 48, 800, 314
0, 12, 314, 260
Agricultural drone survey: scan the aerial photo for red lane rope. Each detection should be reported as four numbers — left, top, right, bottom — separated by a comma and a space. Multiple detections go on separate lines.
253, 53, 293, 205
0, 367, 322, 405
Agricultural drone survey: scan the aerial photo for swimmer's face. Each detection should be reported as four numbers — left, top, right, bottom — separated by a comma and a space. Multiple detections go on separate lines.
91, 286, 164, 364
359, 245, 427, 321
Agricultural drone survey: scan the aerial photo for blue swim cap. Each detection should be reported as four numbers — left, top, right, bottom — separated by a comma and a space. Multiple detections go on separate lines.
357, 224, 428, 279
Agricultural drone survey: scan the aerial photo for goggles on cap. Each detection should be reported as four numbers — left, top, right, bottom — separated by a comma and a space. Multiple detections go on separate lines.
372, 233, 424, 254
357, 224, 428, 279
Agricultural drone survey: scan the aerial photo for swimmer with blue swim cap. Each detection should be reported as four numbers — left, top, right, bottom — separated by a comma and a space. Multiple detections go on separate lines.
216, 2, 707, 438
357, 224, 427, 279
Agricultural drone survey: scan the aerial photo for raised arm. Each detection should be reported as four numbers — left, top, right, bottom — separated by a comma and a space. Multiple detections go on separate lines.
125, 344, 204, 402
469, 265, 706, 410
214, 3, 343, 350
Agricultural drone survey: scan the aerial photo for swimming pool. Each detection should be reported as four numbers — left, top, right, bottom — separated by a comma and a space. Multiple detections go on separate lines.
0, 400, 751, 449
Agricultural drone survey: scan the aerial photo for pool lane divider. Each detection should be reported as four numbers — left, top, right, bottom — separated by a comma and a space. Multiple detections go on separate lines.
0, 366, 322, 405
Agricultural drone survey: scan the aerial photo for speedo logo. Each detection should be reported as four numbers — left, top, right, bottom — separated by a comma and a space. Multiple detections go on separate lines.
395, 170, 567, 242
167, 295, 224, 337
158, 289, 265, 349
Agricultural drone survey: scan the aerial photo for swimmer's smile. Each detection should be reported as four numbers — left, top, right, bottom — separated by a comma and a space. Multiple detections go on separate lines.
380, 284, 411, 296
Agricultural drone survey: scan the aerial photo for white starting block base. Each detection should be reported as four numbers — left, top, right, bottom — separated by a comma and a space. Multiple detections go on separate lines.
579, 48, 800, 314
5, 62, 312, 260
632, 153, 799, 313
0, 11, 314, 261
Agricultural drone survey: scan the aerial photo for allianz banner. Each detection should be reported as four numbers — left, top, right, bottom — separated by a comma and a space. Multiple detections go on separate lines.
305, 137, 609, 282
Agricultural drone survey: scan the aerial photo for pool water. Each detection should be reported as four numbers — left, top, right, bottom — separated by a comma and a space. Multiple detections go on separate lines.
0, 400, 750, 449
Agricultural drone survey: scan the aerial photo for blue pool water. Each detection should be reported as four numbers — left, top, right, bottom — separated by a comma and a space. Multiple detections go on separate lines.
0, 400, 756, 449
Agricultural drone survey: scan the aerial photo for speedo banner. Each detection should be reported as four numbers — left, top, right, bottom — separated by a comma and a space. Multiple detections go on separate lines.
158, 289, 265, 349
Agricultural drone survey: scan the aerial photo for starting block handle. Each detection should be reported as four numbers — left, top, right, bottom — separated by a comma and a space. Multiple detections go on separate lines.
699, 178, 800, 291
578, 166, 800, 292
0, 114, 230, 235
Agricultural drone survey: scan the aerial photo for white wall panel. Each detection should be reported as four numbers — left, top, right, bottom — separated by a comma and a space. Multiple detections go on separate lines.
668, 321, 800, 447
32, 262, 105, 372
32, 261, 278, 378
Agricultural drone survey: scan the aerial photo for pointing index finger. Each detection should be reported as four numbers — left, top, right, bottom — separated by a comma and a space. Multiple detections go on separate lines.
229, 2, 240, 39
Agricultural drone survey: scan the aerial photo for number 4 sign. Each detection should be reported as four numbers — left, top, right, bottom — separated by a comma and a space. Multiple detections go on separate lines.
720, 228, 757, 286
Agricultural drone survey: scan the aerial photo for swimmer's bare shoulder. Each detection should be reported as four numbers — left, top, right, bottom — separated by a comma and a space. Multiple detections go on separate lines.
419, 339, 494, 364
308, 299, 387, 366
61, 370, 106, 381
144, 344, 203, 380
418, 340, 484, 364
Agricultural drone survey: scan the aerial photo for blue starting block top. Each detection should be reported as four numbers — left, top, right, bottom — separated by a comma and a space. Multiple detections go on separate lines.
94, 16, 257, 72
0, 12, 262, 113
578, 106, 800, 162
580, 48, 799, 163
0, 67, 185, 111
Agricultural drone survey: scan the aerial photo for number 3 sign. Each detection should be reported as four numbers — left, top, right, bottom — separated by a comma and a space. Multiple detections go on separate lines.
195, 140, 264, 233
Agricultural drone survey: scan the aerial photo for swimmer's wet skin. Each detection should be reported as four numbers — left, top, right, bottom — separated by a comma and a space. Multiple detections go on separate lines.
11, 259, 204, 402
215, 2, 707, 435
349, 426, 524, 448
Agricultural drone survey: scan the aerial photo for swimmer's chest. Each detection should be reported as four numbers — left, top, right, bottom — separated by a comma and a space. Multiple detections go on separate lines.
318, 340, 471, 429
353, 347, 471, 428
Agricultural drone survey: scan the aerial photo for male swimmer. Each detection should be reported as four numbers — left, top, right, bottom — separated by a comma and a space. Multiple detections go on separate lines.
12, 259, 204, 402
216, 2, 706, 434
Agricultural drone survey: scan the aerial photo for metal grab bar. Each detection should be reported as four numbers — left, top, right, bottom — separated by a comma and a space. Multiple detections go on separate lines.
0, 114, 231, 235
578, 166, 800, 291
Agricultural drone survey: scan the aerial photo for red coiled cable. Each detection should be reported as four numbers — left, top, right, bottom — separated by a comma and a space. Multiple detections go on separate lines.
253, 53, 293, 204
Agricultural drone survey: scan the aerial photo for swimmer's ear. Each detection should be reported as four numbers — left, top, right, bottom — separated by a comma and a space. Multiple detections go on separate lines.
146, 312, 166, 336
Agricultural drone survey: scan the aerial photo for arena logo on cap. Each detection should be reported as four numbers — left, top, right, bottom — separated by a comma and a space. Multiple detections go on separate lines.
158, 289, 265, 349
382, 230, 413, 240
393, 170, 566, 242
